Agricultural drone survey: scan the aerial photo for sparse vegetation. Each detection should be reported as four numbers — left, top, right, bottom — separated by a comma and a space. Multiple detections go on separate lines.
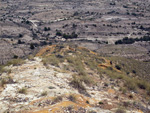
1, 0, 150, 112
48, 86, 55, 89
132, 70, 136, 74
41, 91, 48, 96
128, 94, 133, 99
56, 31, 62, 36
123, 101, 131, 108
70, 75, 86, 90
0, 78, 7, 87
65, 105, 74, 111
7, 59, 25, 66
30, 43, 35, 49
68, 94, 76, 102
0, 76, 14, 87
98, 101, 104, 105
115, 65, 121, 70
88, 110, 97, 113
115, 36, 150, 45
137, 80, 149, 90
86, 100, 89, 104
42, 54, 64, 67
18, 87, 27, 94
19, 34, 23, 38
44, 27, 51, 31
120, 87, 127, 94
99, 61, 150, 94
80, 75, 94, 85
0, 65, 7, 74
40, 45, 150, 97
27, 55, 35, 60
62, 32, 78, 39
52, 96, 63, 104
115, 108, 126, 113
56, 30, 78, 39
124, 79, 137, 91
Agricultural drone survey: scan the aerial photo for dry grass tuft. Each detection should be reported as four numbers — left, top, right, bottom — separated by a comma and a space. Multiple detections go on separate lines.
18, 87, 27, 94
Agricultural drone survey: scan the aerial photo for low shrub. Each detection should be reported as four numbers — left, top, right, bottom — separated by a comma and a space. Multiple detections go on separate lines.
0, 78, 7, 87
52, 96, 62, 104
42, 55, 63, 67
80, 75, 94, 85
7, 59, 25, 66
115, 65, 121, 70
0, 76, 14, 87
68, 94, 76, 102
115, 108, 126, 113
99, 101, 104, 105
86, 100, 89, 104
120, 87, 127, 94
28, 55, 35, 60
18, 87, 27, 94
41, 91, 48, 96
124, 80, 137, 91
70, 75, 85, 90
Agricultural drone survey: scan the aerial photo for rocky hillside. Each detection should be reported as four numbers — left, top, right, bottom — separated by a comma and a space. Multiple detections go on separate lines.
0, 44, 150, 113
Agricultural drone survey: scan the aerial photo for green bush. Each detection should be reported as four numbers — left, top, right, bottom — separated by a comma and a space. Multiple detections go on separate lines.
56, 31, 62, 36
86, 100, 89, 104
99, 101, 104, 105
115, 65, 121, 70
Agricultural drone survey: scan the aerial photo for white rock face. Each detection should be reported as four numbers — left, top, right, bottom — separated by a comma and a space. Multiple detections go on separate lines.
0, 57, 76, 112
